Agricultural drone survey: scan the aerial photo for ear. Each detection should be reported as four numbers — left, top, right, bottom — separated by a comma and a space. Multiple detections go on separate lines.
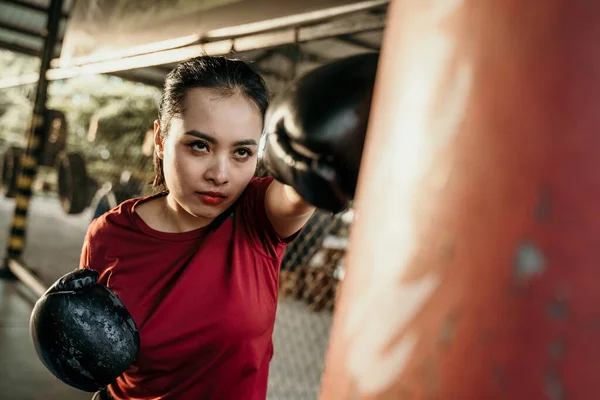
154, 119, 164, 159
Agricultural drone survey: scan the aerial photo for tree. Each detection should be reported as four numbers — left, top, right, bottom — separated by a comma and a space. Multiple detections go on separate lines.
47, 74, 160, 167
0, 49, 161, 183
0, 50, 39, 147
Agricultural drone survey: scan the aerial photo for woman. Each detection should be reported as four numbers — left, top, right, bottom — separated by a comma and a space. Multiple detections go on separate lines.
83, 55, 315, 399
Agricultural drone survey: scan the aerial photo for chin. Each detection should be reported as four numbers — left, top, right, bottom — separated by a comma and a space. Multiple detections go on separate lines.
184, 204, 220, 220
186, 199, 231, 220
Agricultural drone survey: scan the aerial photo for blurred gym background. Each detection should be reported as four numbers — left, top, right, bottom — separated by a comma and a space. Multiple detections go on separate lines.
0, 1, 387, 398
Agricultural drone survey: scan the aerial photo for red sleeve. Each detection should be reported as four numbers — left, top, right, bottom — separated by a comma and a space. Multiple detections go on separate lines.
78, 223, 93, 270
237, 177, 301, 259
77, 218, 111, 285
78, 238, 90, 270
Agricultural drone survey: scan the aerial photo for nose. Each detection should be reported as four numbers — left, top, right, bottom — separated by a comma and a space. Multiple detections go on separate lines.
204, 155, 230, 186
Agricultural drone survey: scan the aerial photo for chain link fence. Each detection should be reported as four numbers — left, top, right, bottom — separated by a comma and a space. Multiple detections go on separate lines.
267, 206, 352, 399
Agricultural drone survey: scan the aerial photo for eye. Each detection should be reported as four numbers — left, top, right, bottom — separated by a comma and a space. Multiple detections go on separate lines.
234, 148, 253, 159
188, 140, 209, 153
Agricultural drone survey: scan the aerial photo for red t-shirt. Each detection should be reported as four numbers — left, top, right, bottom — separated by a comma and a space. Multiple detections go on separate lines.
79, 177, 296, 399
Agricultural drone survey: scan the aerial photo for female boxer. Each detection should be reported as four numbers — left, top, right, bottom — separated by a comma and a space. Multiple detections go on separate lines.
83, 55, 315, 399
31, 52, 377, 400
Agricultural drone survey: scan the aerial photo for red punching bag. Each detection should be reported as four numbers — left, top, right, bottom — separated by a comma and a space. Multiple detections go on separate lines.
320, 0, 600, 399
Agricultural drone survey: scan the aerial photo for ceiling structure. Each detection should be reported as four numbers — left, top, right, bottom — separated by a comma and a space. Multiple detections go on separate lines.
0, 0, 387, 93
0, 0, 71, 58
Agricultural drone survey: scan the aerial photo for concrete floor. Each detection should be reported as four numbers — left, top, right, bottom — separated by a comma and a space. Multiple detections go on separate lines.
0, 196, 103, 399
0, 195, 332, 399
0, 280, 92, 400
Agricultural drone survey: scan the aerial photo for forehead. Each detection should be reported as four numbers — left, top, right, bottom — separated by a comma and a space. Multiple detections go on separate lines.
172, 87, 263, 142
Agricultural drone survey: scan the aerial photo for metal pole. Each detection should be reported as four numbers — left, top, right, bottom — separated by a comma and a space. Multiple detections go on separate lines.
0, 0, 64, 279
320, 0, 600, 398
8, 260, 46, 297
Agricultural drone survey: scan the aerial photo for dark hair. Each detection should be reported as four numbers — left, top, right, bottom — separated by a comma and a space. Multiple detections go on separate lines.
152, 55, 269, 189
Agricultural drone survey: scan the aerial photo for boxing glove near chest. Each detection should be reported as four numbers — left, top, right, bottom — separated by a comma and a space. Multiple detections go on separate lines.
30, 269, 139, 392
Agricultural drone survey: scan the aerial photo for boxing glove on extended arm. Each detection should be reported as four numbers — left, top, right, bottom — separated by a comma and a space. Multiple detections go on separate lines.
261, 52, 379, 213
30, 269, 140, 392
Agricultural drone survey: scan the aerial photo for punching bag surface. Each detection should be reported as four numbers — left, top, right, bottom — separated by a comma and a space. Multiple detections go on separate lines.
320, 0, 600, 399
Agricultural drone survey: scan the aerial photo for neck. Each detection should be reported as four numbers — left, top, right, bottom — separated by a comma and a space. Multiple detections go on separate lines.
160, 193, 214, 232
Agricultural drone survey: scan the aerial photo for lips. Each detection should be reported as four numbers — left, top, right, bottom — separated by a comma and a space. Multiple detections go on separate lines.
196, 191, 227, 206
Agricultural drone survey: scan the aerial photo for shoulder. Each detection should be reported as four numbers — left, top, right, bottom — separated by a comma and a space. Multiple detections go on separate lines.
234, 176, 297, 259
235, 176, 275, 221
241, 176, 275, 199
83, 196, 147, 273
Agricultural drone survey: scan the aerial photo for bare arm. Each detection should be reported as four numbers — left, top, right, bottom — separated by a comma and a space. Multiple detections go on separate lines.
264, 180, 316, 239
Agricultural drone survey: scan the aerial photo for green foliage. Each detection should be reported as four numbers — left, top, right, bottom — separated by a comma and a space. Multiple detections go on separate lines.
0, 50, 162, 181
0, 50, 39, 147
47, 74, 161, 167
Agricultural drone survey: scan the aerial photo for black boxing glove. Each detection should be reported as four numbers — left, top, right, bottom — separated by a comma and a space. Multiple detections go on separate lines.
30, 268, 140, 392
262, 52, 379, 213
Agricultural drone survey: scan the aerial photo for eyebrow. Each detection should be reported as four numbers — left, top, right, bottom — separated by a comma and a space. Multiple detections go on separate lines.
185, 130, 258, 147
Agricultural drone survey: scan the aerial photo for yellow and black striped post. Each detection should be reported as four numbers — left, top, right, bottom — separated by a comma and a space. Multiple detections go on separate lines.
0, 0, 63, 277
6, 114, 45, 261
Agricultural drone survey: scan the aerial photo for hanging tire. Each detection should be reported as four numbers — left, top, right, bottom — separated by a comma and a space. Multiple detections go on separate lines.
0, 146, 24, 198
56, 151, 89, 214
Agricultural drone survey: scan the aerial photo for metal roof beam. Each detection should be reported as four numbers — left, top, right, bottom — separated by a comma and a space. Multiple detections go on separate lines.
0, 20, 44, 39
0, 39, 61, 57
0, 0, 69, 18
0, 11, 385, 89
0, 37, 38, 56
204, 0, 388, 40
337, 34, 380, 51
